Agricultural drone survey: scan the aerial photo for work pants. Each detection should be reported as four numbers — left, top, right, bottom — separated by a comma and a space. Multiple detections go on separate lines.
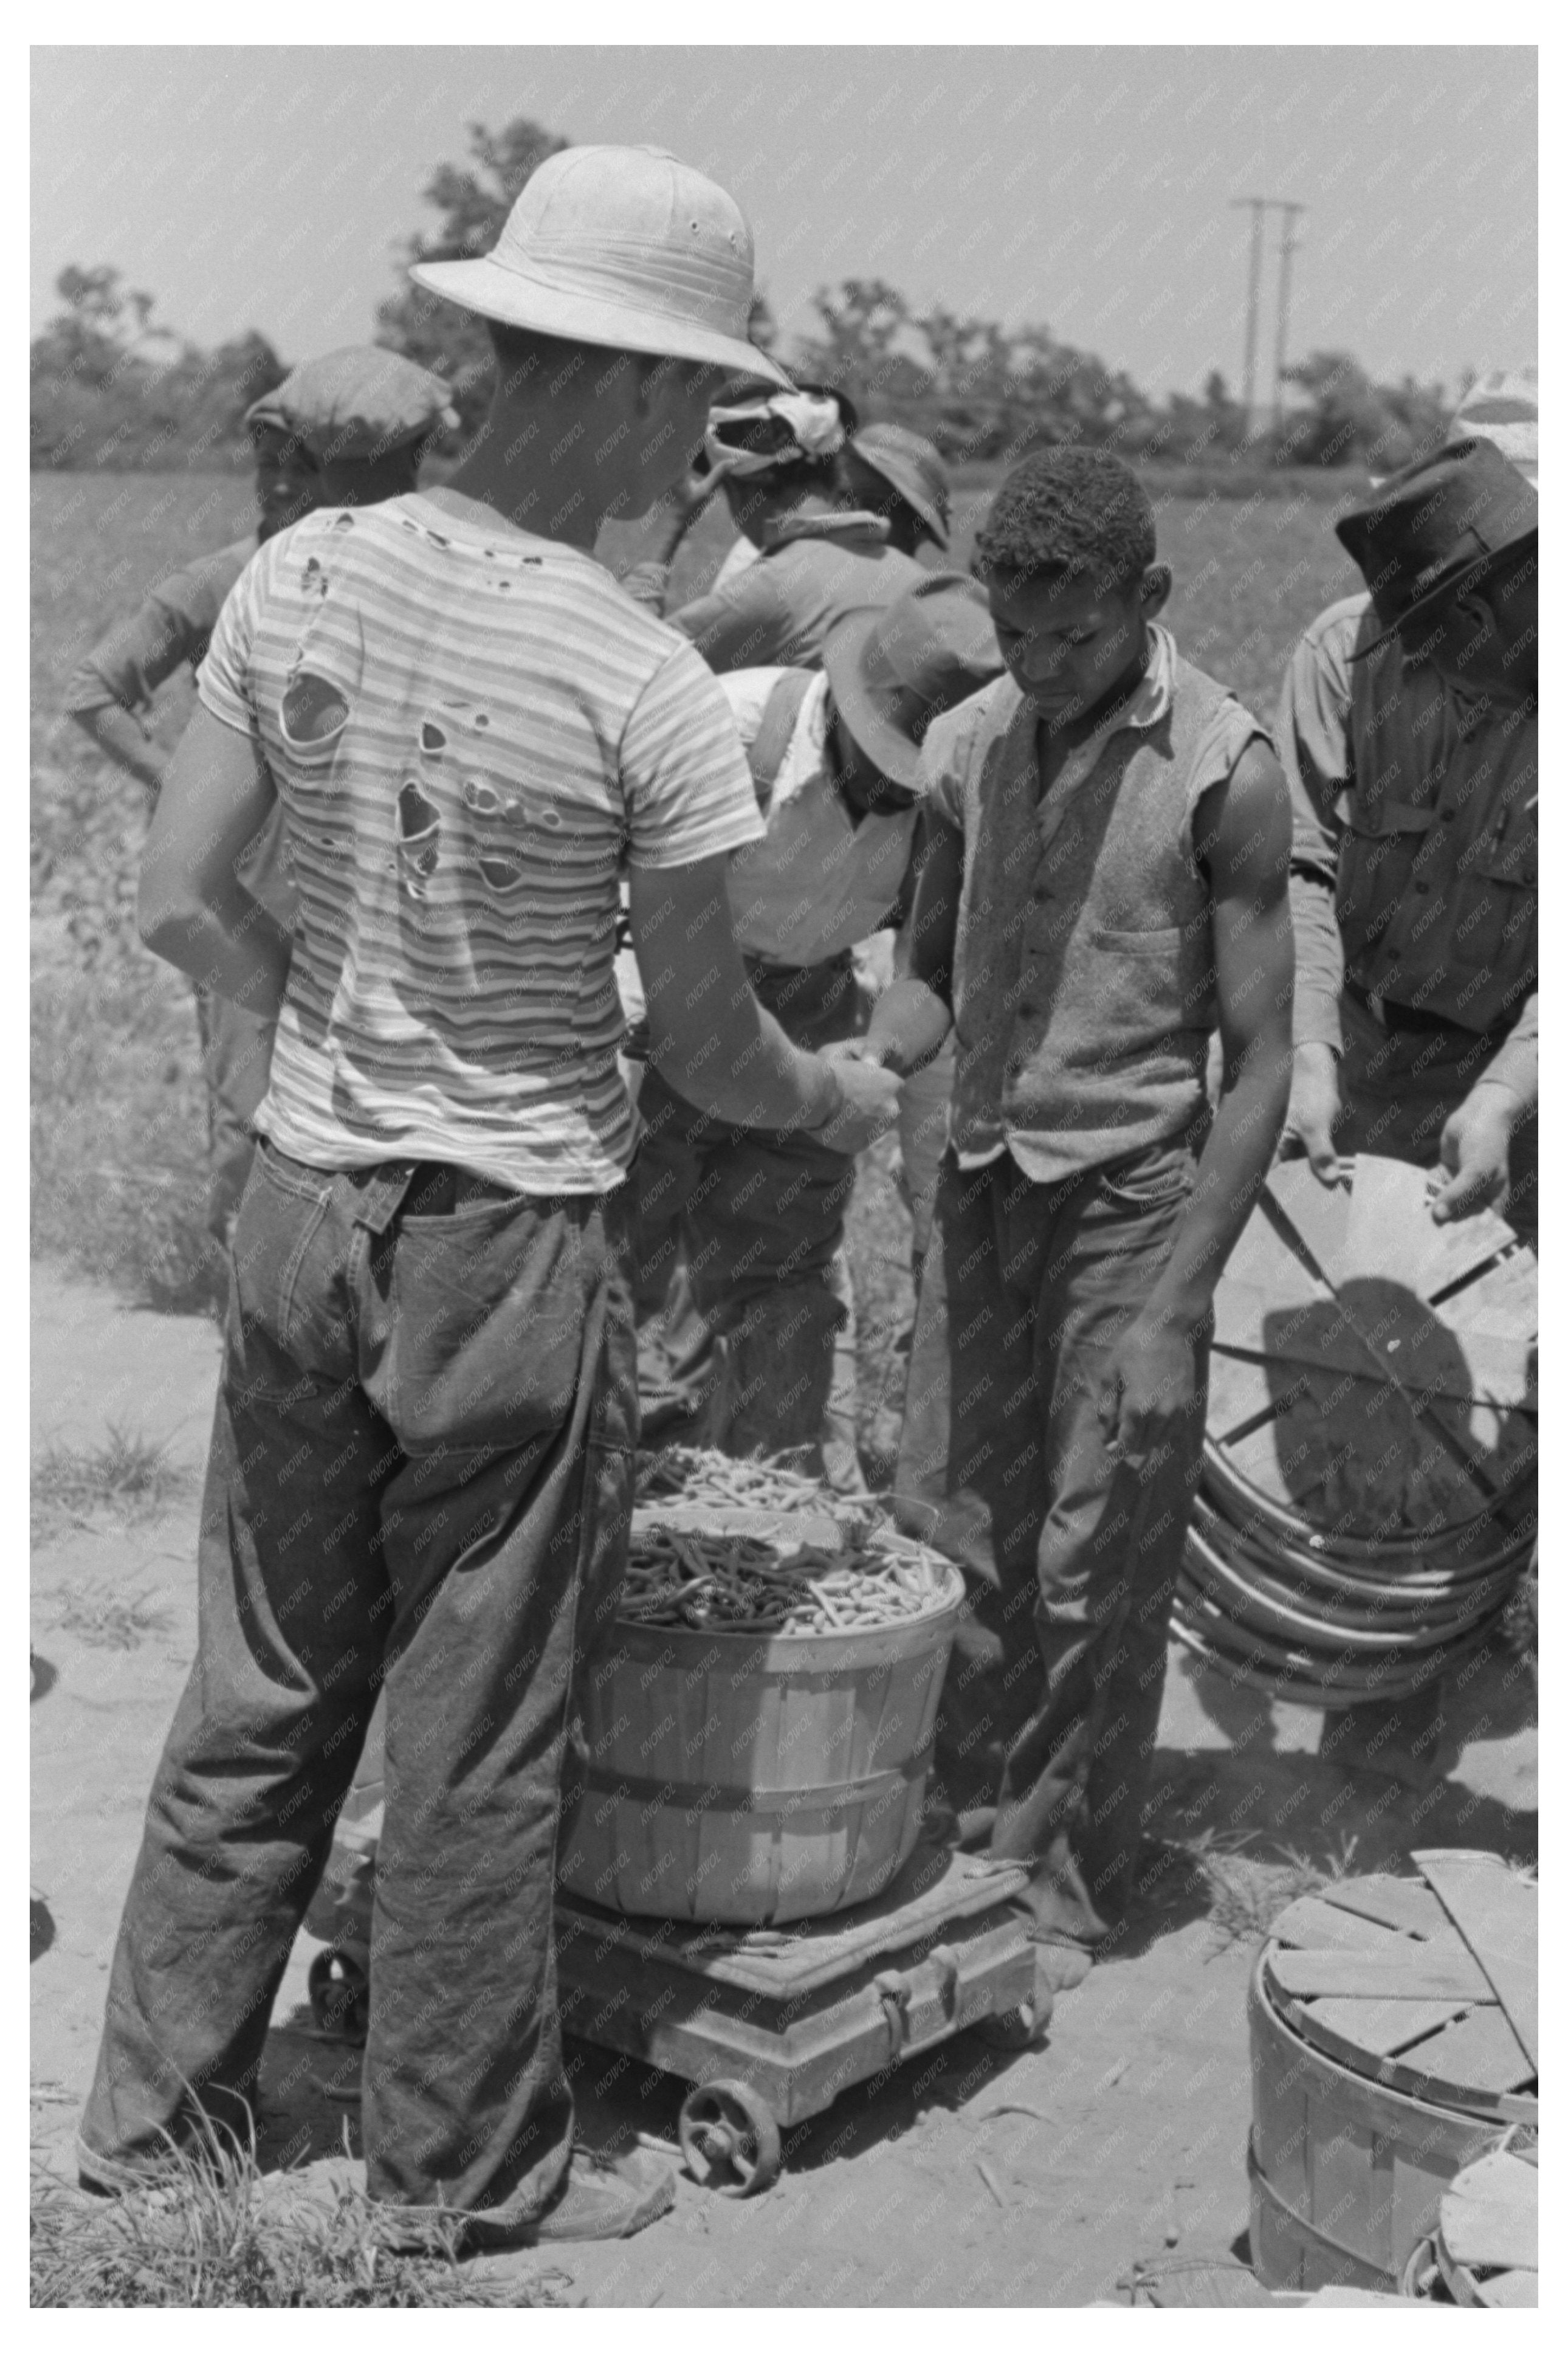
193, 985, 276, 1246
80, 1140, 636, 2230
1335, 988, 1538, 1247
633, 952, 861, 1472
895, 1141, 1208, 1941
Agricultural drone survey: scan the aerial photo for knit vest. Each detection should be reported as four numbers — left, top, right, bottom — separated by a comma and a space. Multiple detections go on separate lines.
949, 655, 1266, 1176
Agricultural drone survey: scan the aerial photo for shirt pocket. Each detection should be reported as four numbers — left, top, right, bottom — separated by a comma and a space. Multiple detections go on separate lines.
1089, 923, 1185, 957
1449, 803, 1538, 975
1336, 803, 1435, 943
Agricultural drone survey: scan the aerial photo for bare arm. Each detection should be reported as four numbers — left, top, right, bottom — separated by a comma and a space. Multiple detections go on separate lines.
71, 703, 171, 796
861, 808, 963, 1073
138, 705, 293, 1021
1102, 738, 1295, 1459
627, 855, 899, 1151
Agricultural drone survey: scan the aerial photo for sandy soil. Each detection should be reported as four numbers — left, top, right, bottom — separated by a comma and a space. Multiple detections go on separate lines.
30, 1263, 1536, 2307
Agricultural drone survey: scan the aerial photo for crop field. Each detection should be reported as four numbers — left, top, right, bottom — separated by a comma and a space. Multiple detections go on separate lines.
32, 468, 1364, 1435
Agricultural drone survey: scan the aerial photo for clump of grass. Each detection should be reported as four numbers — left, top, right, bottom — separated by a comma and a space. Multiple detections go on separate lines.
32, 1425, 191, 1550
1181, 1828, 1360, 1952
31, 954, 221, 1315
30, 2127, 573, 2309
47, 1580, 177, 1650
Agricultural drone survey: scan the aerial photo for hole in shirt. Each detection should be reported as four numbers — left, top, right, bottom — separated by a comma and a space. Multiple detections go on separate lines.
474, 713, 490, 729
399, 778, 441, 841
421, 720, 447, 753
478, 851, 526, 894
280, 671, 350, 748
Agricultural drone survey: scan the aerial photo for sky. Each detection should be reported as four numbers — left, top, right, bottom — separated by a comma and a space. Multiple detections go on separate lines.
30, 45, 1537, 400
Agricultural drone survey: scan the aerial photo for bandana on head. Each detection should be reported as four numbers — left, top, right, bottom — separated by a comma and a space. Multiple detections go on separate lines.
704, 390, 848, 477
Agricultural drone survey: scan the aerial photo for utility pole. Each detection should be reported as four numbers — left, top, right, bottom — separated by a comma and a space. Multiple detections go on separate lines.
1272, 202, 1306, 432
1229, 196, 1306, 436
1229, 198, 1266, 424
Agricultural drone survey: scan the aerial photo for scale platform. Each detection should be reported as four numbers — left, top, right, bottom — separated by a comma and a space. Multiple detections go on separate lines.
308, 1840, 1041, 2196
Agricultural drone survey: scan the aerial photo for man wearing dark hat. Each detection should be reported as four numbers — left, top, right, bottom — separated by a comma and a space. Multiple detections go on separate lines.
634, 573, 1000, 1467
63, 347, 459, 1247
1279, 435, 1538, 1242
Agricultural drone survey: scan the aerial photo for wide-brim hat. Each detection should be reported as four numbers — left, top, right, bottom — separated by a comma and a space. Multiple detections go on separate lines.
1338, 436, 1538, 659
411, 144, 789, 391
824, 572, 1002, 788
848, 423, 951, 548
245, 348, 459, 464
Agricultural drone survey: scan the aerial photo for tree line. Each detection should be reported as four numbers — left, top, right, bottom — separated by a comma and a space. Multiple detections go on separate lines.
32, 117, 1456, 478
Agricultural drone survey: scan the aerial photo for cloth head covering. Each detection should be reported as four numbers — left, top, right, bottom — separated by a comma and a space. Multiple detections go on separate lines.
245, 348, 459, 466
410, 145, 789, 390
1446, 365, 1538, 484
704, 385, 855, 478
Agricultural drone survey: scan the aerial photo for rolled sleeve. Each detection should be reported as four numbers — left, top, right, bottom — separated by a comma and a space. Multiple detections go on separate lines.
1277, 602, 1361, 1054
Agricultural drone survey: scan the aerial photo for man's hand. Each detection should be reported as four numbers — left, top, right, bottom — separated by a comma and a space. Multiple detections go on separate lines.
73, 706, 170, 799
1099, 1314, 1203, 1468
1430, 1083, 1517, 1224
1282, 1041, 1344, 1183
813, 1056, 902, 1157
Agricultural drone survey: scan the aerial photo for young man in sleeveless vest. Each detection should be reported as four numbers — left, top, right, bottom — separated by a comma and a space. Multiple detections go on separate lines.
634, 573, 999, 1470
79, 145, 899, 2248
863, 449, 1295, 1984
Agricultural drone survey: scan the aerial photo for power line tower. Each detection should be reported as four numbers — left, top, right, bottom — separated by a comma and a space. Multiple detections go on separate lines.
1229, 196, 1307, 433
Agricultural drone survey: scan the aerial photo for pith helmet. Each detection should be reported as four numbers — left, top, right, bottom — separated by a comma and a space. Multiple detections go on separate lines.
1446, 365, 1538, 484
411, 145, 789, 390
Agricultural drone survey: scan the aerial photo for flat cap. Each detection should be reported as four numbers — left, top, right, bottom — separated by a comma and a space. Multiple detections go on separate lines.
246, 347, 459, 464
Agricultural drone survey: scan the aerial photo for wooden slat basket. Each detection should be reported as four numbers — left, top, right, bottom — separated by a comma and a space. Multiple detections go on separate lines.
1249, 1851, 1538, 2293
558, 1509, 966, 1926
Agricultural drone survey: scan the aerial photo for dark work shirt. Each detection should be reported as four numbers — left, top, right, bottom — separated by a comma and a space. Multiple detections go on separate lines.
1277, 592, 1537, 1106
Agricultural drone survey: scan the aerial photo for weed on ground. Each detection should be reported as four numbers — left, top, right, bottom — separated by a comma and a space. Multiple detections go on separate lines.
32, 1425, 192, 1548
30, 2126, 574, 2308
1177, 1828, 1360, 1952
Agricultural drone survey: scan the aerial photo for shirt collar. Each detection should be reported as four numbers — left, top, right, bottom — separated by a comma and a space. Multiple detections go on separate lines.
1035, 622, 1175, 760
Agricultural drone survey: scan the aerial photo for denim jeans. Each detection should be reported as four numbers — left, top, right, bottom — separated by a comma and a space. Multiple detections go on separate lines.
193, 985, 276, 1245
633, 951, 862, 1470
895, 1141, 1209, 1940
80, 1141, 636, 2230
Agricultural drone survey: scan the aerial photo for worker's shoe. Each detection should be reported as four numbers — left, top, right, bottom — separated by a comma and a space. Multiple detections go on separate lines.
463, 2149, 676, 2251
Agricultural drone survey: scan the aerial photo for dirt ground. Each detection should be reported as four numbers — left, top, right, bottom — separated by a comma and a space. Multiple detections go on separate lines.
30, 1264, 1536, 2307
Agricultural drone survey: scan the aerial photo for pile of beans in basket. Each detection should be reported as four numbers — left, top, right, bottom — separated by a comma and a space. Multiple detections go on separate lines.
624, 1448, 955, 1636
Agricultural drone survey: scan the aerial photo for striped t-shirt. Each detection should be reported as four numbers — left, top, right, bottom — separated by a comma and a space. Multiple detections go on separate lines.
198, 489, 765, 1194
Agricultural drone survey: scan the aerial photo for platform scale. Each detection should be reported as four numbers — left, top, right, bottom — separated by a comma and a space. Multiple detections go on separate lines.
308, 1826, 1044, 2197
